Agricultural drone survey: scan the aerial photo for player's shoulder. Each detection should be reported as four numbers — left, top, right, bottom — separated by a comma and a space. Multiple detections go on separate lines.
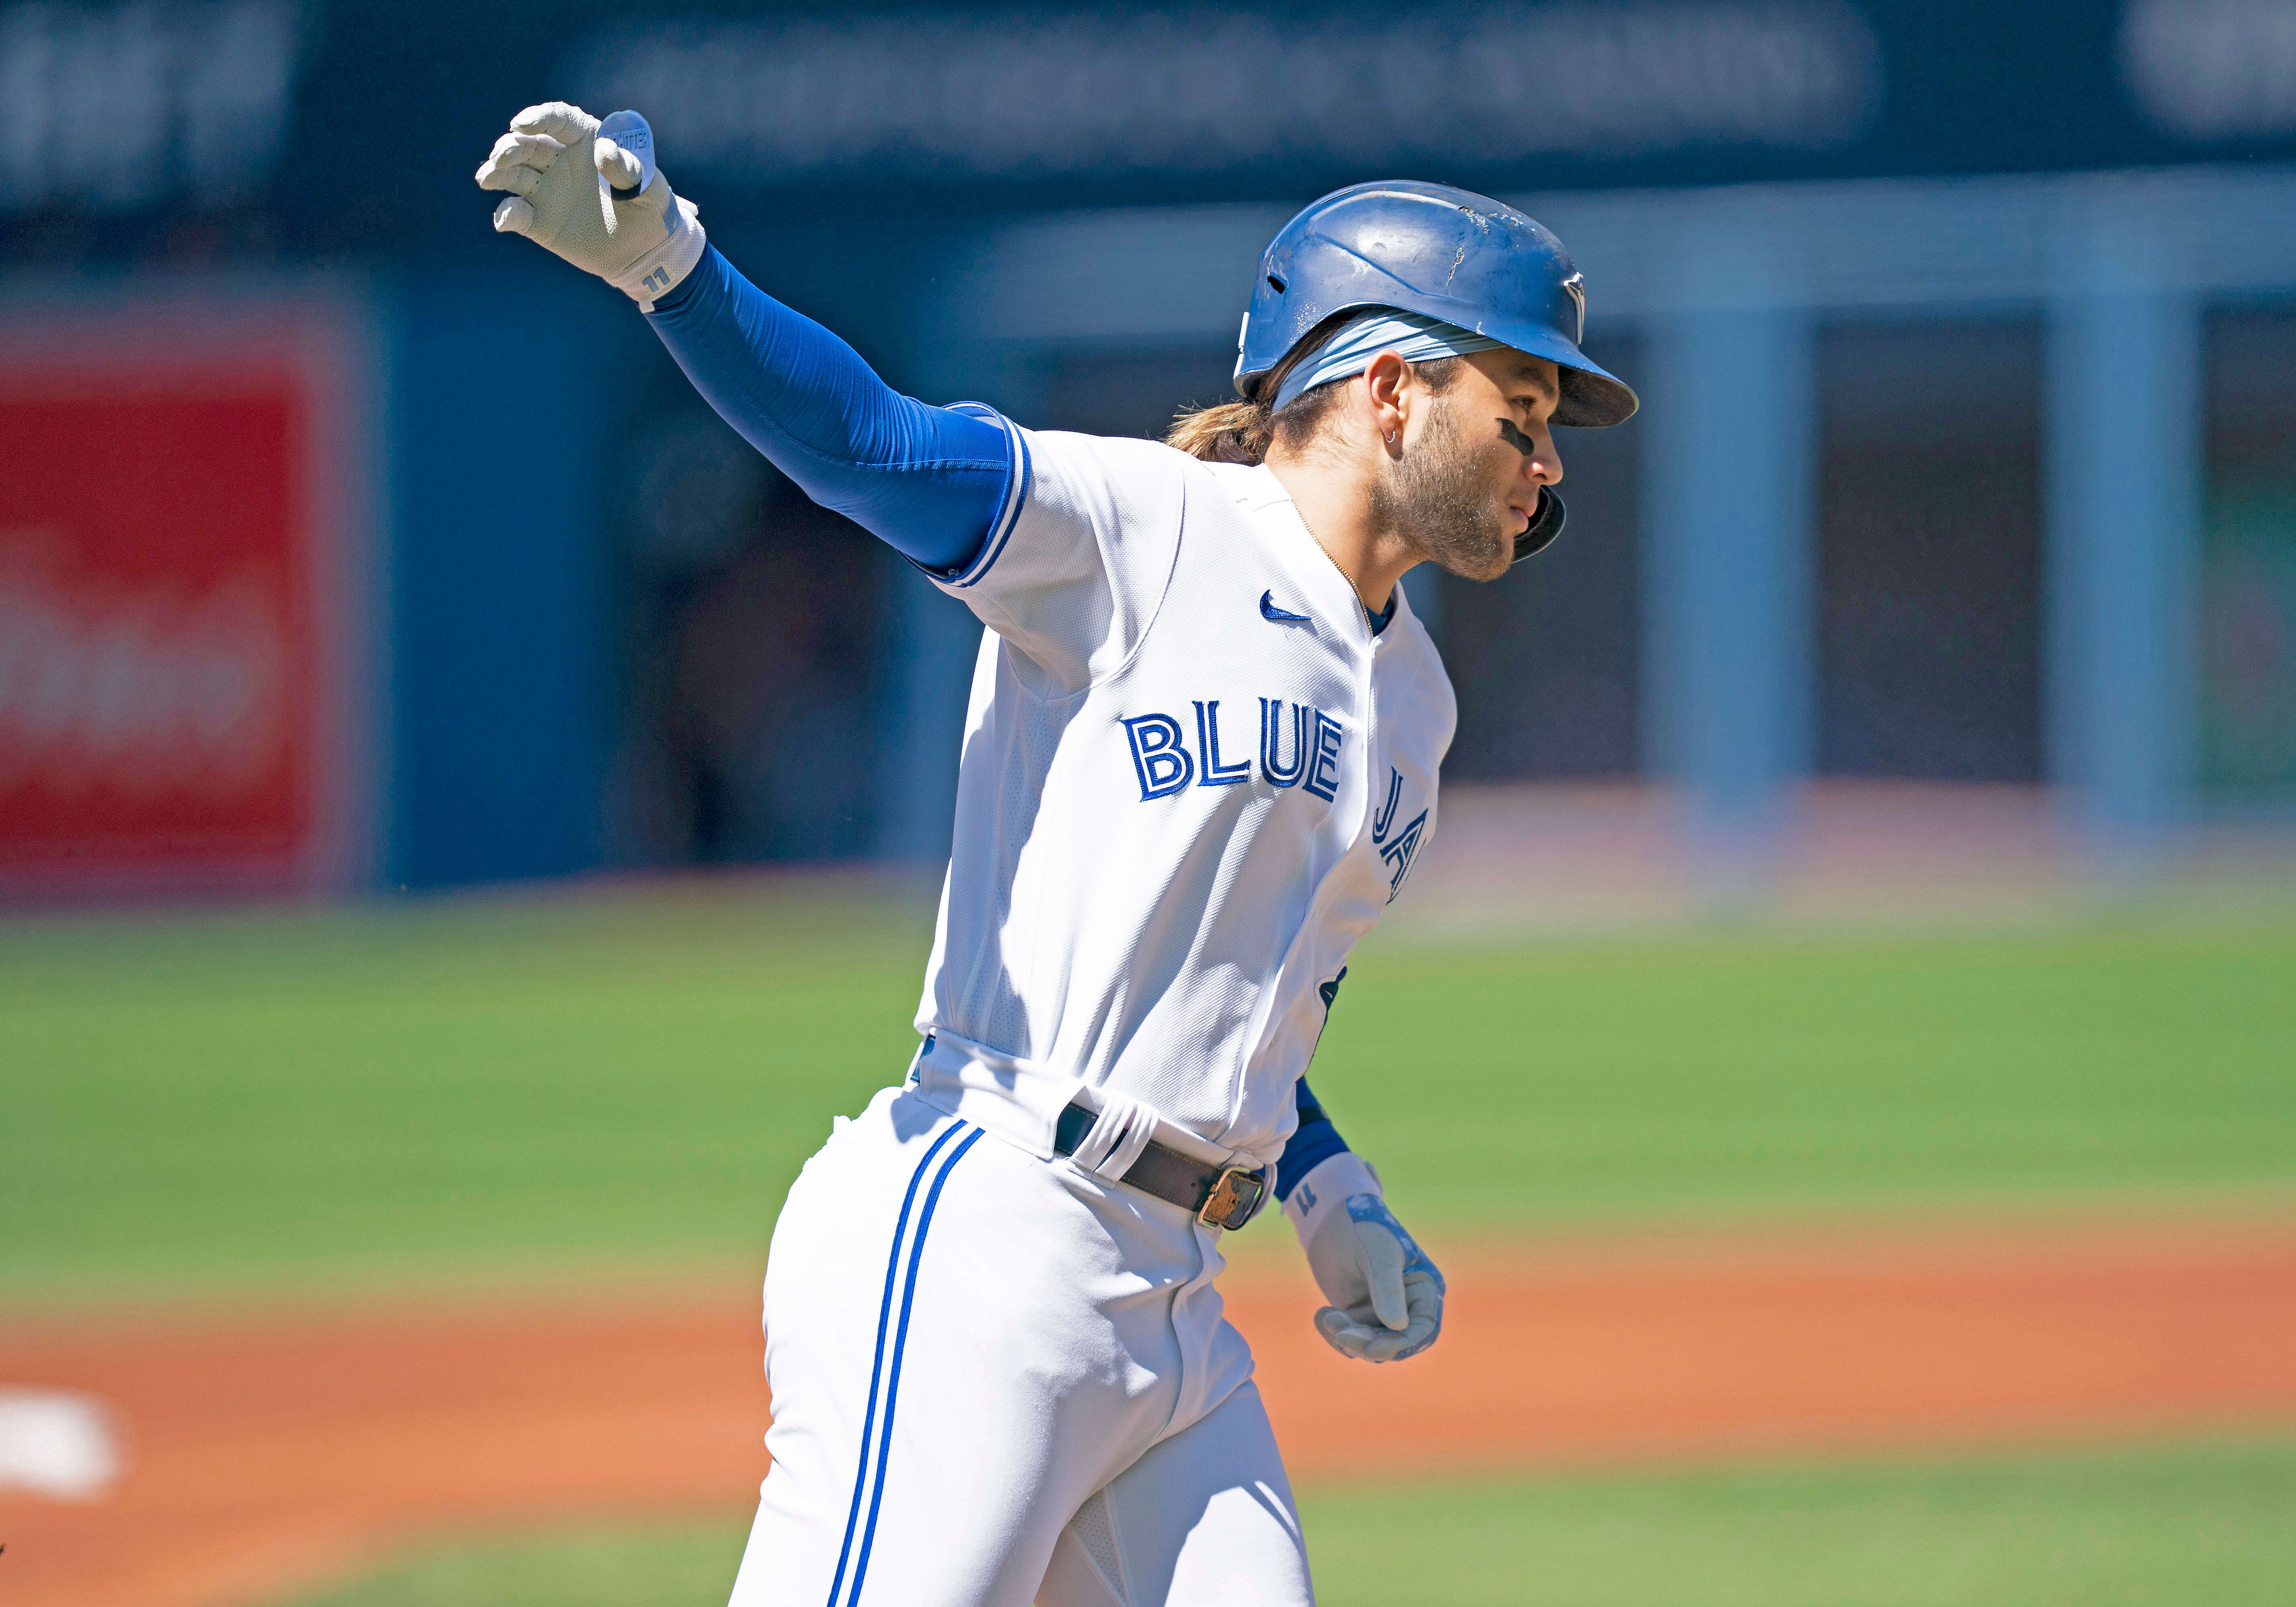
1014, 427, 1274, 526
1017, 427, 1211, 480
1029, 428, 1291, 505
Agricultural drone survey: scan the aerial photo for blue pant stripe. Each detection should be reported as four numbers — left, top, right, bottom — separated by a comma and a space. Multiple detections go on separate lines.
843, 1124, 986, 1607
822, 1118, 965, 1607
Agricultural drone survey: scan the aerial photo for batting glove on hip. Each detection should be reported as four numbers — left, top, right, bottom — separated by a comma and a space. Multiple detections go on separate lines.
475, 102, 706, 308
1283, 1152, 1445, 1363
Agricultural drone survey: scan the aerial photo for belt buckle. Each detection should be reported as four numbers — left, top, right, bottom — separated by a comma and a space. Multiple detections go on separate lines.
1197, 1166, 1266, 1231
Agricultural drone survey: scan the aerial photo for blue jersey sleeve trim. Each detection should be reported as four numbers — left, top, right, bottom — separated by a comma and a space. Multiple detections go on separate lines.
906, 403, 1033, 589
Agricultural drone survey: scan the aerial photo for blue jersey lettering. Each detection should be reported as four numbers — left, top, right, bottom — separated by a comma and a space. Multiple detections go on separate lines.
1193, 700, 1252, 786
1302, 711, 1345, 801
1122, 713, 1195, 799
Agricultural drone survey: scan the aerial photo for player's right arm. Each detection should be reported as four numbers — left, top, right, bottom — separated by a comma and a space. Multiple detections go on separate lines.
475, 102, 1011, 578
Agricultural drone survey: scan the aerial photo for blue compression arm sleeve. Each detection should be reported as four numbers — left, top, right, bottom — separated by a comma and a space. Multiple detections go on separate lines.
1273, 1077, 1352, 1202
644, 247, 1012, 575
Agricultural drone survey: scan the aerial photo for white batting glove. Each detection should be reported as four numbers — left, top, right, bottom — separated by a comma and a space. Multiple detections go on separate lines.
475, 102, 706, 307
1283, 1152, 1445, 1363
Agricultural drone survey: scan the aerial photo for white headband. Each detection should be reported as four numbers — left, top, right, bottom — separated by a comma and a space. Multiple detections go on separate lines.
1269, 309, 1506, 411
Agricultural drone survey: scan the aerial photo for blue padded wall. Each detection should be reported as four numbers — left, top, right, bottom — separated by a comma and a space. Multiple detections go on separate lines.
384, 271, 616, 888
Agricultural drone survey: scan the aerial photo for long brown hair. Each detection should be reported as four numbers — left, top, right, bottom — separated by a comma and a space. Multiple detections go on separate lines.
1163, 398, 1275, 464
1165, 310, 1356, 464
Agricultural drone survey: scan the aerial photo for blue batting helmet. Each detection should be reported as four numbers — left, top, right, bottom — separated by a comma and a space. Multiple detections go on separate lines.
1233, 181, 1638, 431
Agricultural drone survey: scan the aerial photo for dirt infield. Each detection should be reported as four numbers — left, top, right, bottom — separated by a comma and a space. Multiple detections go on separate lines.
5, 1219, 2294, 1607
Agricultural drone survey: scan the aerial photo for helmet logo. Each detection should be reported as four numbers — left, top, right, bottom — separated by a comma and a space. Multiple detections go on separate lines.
1560, 273, 1587, 344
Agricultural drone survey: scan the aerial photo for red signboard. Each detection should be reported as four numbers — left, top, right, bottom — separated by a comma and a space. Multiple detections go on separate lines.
0, 301, 370, 896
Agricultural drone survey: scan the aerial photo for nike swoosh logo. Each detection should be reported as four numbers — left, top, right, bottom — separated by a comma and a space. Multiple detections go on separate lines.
1259, 590, 1313, 624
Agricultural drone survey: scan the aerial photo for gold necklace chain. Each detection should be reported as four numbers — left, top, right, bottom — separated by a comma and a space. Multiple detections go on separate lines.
1288, 500, 1374, 617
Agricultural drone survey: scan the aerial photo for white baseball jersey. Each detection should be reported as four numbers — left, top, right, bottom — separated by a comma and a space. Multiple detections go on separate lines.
737, 423, 1452, 1607
912, 419, 1458, 1167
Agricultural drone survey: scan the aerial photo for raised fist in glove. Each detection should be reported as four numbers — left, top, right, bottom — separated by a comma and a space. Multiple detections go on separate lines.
475, 102, 706, 307
1283, 1152, 1445, 1362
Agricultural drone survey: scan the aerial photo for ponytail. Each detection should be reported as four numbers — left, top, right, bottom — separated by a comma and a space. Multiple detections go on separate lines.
1168, 310, 1355, 462
1164, 397, 1276, 464
1163, 318, 1422, 464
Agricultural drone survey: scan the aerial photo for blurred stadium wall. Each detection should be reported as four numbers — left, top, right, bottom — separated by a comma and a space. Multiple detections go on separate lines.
3, 0, 2294, 895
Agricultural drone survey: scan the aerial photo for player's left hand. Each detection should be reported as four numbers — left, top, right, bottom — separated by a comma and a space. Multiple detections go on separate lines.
1283, 1152, 1445, 1362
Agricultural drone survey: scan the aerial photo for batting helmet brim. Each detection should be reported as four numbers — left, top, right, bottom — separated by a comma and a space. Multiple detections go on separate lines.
1234, 182, 1639, 429
1406, 293, 1637, 429
1253, 290, 1637, 429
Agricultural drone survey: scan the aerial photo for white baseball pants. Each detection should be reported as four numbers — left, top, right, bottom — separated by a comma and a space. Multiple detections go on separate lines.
726, 1085, 1314, 1607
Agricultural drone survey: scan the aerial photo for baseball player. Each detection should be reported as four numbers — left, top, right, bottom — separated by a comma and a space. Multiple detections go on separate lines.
477, 102, 1635, 1607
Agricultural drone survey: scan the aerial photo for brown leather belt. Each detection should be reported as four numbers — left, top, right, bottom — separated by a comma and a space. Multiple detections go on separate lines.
1052, 1100, 1268, 1231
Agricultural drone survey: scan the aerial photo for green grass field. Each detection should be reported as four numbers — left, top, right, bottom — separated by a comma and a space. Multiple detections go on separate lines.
300, 1441, 2296, 1607
7, 883, 2294, 1606
6, 883, 2292, 1301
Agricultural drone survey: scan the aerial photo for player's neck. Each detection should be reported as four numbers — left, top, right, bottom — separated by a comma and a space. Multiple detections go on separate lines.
1261, 449, 1420, 615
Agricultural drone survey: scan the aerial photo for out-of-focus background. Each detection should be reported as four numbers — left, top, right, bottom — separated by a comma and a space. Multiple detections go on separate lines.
3, 2, 2294, 1604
